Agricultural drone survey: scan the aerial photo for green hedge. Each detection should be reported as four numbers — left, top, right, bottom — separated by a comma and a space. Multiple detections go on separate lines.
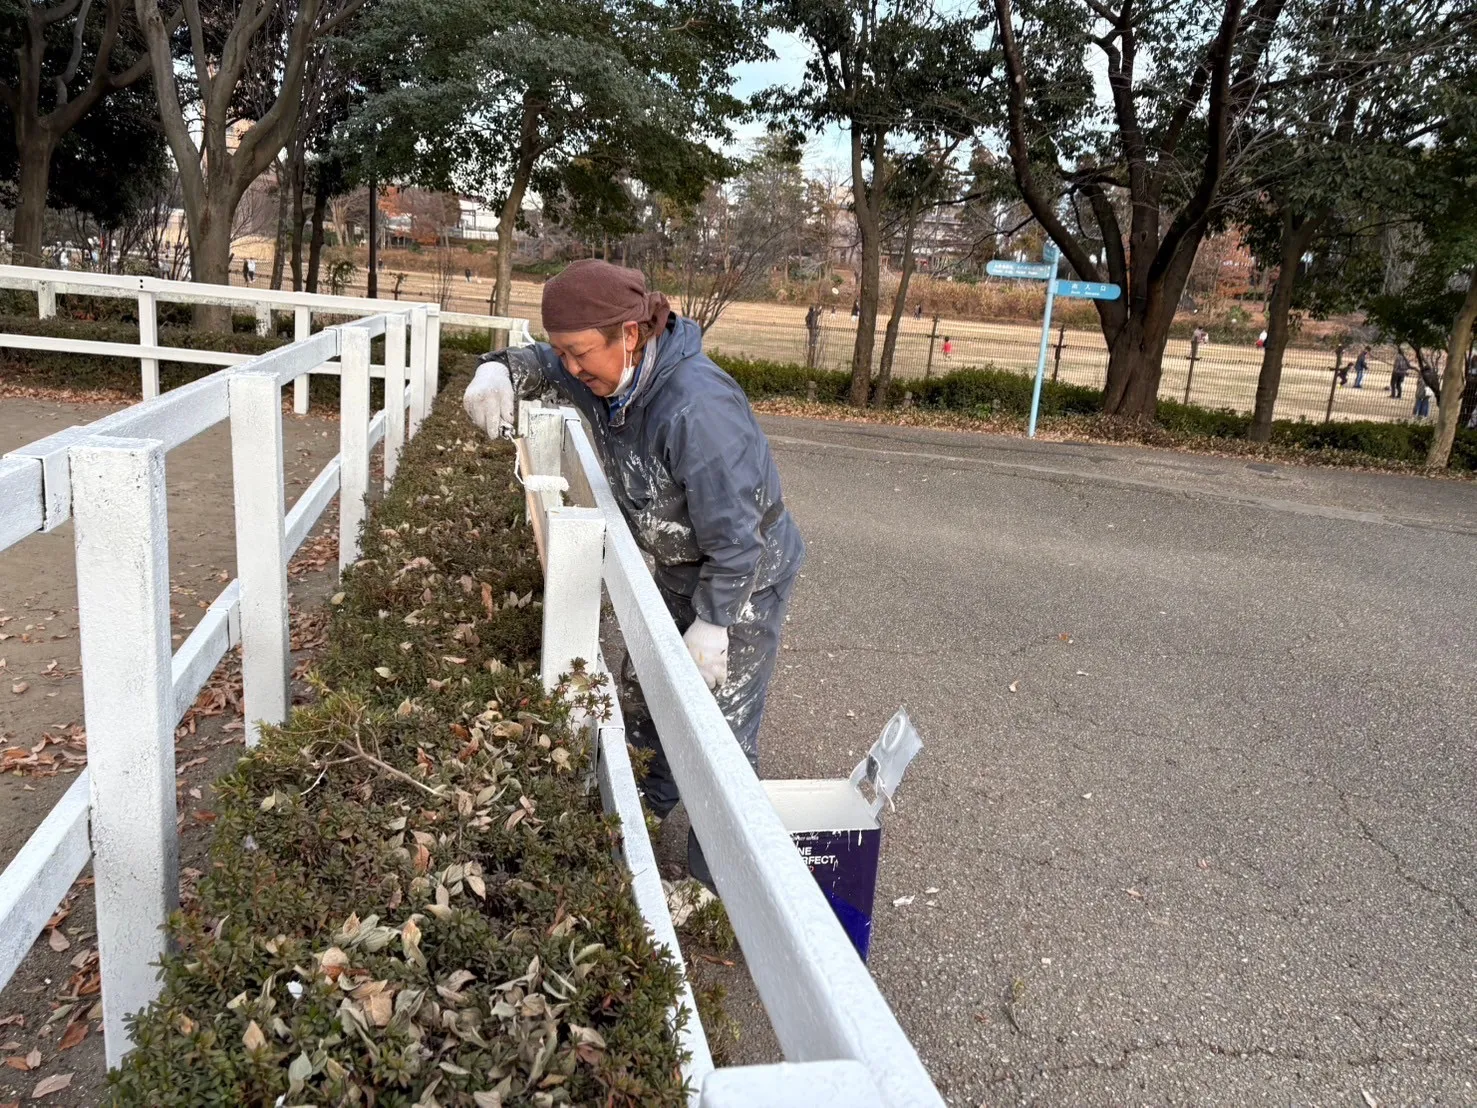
710, 353, 1476, 472
109, 377, 687, 1106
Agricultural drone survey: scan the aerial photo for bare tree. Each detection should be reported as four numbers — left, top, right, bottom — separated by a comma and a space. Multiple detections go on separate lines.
132, 0, 362, 325
0, 0, 159, 265
673, 138, 809, 332
873, 139, 962, 402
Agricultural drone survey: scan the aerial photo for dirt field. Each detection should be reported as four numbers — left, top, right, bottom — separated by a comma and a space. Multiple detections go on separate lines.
307, 265, 1413, 427
0, 390, 344, 1105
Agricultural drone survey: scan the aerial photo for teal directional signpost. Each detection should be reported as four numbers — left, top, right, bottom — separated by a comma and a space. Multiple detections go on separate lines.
986, 246, 1121, 437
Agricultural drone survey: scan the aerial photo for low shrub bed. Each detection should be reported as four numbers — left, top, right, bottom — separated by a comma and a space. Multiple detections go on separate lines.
108, 377, 687, 1106
710, 353, 1477, 473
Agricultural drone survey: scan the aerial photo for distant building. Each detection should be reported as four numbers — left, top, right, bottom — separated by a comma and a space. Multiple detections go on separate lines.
456, 198, 500, 241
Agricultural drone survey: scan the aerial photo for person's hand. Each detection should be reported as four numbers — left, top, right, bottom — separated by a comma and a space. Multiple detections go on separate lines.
683, 618, 729, 690
463, 358, 515, 437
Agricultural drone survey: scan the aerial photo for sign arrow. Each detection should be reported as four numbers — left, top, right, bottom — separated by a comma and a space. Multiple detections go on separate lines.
1053, 280, 1121, 300
986, 260, 1054, 281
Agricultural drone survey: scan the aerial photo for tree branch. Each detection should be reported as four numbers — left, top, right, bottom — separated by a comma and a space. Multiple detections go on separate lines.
991, 0, 1100, 282
54, 0, 95, 105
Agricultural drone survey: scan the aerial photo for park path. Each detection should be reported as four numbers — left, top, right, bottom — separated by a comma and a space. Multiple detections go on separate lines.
732, 416, 1474, 1105
0, 393, 345, 1104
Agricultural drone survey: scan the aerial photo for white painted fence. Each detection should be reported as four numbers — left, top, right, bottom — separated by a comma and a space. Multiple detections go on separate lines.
520, 403, 944, 1108
0, 263, 532, 412
0, 269, 533, 1068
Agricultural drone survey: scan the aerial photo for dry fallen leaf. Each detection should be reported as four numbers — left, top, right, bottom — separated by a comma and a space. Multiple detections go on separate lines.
1008, 680, 1019, 693
46, 930, 69, 953
241, 1020, 266, 1052
10, 682, 28, 695
30, 1073, 72, 1098
57, 1020, 87, 1051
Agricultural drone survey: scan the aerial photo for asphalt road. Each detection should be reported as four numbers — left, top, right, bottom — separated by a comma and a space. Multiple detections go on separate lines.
748, 415, 1477, 1106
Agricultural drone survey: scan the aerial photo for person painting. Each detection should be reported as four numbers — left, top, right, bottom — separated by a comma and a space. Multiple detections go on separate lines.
462, 259, 805, 887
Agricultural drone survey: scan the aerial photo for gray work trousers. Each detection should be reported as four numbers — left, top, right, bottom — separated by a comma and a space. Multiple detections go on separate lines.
619, 579, 793, 886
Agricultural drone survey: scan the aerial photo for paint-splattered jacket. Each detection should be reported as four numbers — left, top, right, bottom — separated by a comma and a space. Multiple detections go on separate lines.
485, 314, 804, 627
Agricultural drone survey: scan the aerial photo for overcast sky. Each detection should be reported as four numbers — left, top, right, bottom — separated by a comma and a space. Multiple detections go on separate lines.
725, 31, 850, 171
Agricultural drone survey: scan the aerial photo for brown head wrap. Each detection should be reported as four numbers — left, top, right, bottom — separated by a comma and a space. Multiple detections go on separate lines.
541, 259, 670, 338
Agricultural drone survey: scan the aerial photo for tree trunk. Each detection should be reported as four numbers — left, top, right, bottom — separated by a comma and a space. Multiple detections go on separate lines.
492, 97, 540, 334
270, 163, 291, 289
10, 131, 57, 268
873, 208, 920, 405
847, 126, 887, 408
306, 185, 327, 293
1426, 271, 1477, 468
189, 195, 237, 331
492, 185, 524, 319
367, 166, 378, 298
1102, 307, 1177, 419
289, 156, 307, 291
1249, 215, 1321, 442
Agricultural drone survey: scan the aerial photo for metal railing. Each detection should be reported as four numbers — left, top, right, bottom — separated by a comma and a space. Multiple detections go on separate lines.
0, 276, 532, 1070
518, 402, 944, 1108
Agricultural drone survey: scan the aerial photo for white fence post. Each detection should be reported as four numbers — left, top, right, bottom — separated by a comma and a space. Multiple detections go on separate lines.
70, 436, 178, 1069
384, 313, 407, 486
339, 327, 371, 571
37, 280, 54, 319
255, 302, 272, 337
138, 291, 159, 400
425, 305, 441, 414
526, 407, 565, 479
408, 306, 429, 435
293, 306, 311, 414
540, 507, 605, 691
229, 369, 291, 746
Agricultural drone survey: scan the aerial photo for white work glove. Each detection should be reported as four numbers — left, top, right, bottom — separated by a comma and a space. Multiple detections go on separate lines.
683, 618, 729, 690
463, 359, 516, 438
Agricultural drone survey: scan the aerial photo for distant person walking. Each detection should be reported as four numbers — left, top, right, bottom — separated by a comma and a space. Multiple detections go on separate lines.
941, 335, 953, 360
1256, 329, 1268, 351
1391, 350, 1410, 399
1414, 373, 1431, 419
1352, 345, 1370, 388
850, 299, 859, 320
914, 303, 923, 320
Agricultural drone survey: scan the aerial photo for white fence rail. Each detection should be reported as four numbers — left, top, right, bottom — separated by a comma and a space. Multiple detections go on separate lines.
0, 270, 532, 1069
521, 404, 943, 1108
0, 263, 533, 410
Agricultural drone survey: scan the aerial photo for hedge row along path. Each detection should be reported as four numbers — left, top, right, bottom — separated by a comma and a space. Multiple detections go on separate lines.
106, 373, 686, 1106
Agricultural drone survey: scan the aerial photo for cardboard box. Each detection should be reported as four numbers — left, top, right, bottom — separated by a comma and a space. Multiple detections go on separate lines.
763, 708, 923, 960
